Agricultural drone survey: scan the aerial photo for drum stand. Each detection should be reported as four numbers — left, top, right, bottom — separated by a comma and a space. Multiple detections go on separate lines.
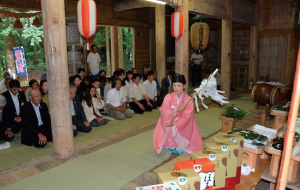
255, 102, 270, 126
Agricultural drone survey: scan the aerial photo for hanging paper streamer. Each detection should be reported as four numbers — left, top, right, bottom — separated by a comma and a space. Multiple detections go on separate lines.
193, 69, 229, 112
13, 46, 27, 76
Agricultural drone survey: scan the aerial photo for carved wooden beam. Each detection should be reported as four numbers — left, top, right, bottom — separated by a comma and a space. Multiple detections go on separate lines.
0, 0, 41, 11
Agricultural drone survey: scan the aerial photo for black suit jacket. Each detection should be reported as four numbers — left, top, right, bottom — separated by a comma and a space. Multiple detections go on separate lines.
21, 101, 51, 146
72, 95, 87, 122
1, 90, 26, 130
160, 76, 171, 99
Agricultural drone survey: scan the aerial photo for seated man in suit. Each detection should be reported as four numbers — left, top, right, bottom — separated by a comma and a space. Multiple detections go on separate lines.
128, 73, 153, 114
69, 84, 92, 134
1, 80, 26, 142
21, 89, 52, 148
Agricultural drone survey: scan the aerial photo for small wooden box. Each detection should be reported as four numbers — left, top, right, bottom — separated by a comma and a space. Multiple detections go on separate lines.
259, 75, 268, 82
219, 116, 237, 132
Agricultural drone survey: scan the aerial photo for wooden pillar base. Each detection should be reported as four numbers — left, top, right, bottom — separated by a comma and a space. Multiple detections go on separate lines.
270, 111, 287, 130
269, 155, 299, 182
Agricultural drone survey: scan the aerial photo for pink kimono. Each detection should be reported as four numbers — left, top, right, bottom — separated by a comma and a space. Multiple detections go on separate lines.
153, 92, 203, 156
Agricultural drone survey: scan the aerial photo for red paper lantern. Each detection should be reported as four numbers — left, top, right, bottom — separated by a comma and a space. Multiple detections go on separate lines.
171, 11, 183, 39
77, 0, 97, 39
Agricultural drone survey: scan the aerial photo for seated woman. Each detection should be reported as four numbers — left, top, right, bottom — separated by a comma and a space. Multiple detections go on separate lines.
153, 74, 203, 156
39, 80, 50, 112
25, 79, 39, 102
124, 70, 133, 93
82, 84, 108, 127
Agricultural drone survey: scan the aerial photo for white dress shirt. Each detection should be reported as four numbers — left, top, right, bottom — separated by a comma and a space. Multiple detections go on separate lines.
70, 100, 76, 116
0, 80, 6, 93
128, 83, 147, 102
143, 80, 157, 99
106, 88, 127, 107
31, 102, 43, 126
9, 91, 20, 115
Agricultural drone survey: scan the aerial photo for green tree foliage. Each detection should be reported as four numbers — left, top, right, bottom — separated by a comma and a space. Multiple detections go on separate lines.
95, 26, 133, 72
0, 8, 45, 72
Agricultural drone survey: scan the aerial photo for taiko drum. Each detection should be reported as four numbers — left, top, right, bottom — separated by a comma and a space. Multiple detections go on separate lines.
251, 84, 279, 106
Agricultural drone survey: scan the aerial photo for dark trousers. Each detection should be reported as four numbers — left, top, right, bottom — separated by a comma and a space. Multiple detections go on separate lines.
72, 116, 92, 133
130, 100, 152, 114
32, 125, 53, 148
149, 100, 158, 109
0, 121, 22, 142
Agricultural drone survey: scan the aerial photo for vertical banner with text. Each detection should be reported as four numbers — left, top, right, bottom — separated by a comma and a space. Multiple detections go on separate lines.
13, 46, 27, 76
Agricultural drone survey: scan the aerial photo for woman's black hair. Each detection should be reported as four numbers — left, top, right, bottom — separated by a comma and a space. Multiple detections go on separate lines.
124, 70, 133, 83
29, 79, 39, 88
172, 74, 186, 85
39, 80, 47, 96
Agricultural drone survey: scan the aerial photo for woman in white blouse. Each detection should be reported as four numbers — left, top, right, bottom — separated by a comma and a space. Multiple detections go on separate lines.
124, 70, 133, 92
82, 84, 108, 127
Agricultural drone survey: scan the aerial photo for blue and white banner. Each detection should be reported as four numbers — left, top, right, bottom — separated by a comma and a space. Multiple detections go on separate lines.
13, 46, 27, 76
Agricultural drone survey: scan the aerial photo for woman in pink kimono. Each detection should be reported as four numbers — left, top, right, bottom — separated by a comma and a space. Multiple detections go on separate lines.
153, 74, 203, 156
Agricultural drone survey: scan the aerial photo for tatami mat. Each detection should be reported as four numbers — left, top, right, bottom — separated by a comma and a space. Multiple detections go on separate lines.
2, 129, 171, 190
0, 109, 160, 171
0, 93, 256, 190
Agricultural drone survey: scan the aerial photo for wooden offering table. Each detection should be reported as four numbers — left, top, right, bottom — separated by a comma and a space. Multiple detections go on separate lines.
270, 111, 300, 130
262, 141, 300, 190
236, 158, 271, 190
270, 111, 288, 130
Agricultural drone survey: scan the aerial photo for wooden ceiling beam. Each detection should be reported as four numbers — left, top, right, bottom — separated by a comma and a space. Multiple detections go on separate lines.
114, 0, 155, 12
189, 0, 255, 25
0, 0, 40, 11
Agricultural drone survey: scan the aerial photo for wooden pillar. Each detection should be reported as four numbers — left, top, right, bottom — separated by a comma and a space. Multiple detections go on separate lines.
118, 27, 124, 69
82, 37, 88, 74
285, 33, 295, 84
41, 0, 74, 159
155, 4, 166, 86
249, 25, 258, 83
175, 0, 189, 92
221, 0, 232, 98
133, 28, 136, 68
149, 27, 156, 70
110, 25, 118, 73
106, 28, 112, 76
